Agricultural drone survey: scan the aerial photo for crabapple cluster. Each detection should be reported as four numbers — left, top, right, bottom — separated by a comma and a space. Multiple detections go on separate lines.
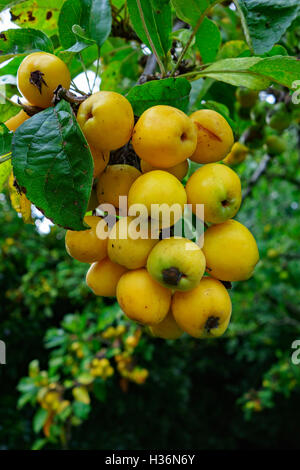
65, 88, 259, 341
12, 52, 259, 341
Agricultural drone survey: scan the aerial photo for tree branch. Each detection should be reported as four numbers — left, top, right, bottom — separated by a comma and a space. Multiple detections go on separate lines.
137, 54, 158, 84
242, 154, 272, 203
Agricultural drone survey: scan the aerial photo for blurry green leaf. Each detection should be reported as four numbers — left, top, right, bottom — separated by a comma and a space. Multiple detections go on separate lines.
127, 0, 172, 59
217, 40, 249, 59
0, 123, 13, 192
33, 408, 48, 434
126, 77, 191, 115
195, 17, 221, 63
0, 28, 53, 63
31, 438, 48, 450
199, 56, 300, 90
72, 401, 91, 419
236, 0, 300, 54
0, 0, 22, 11
12, 100, 93, 230
171, 0, 217, 26
10, 0, 65, 37
93, 379, 107, 402
17, 391, 35, 409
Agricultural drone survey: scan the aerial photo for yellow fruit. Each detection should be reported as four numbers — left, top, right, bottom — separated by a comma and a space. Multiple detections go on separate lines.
65, 215, 108, 263
102, 326, 117, 339
190, 109, 234, 164
223, 142, 249, 166
267, 248, 279, 259
128, 170, 187, 228
90, 146, 110, 178
147, 237, 206, 291
86, 258, 127, 297
77, 91, 134, 151
186, 163, 242, 224
132, 105, 197, 168
116, 269, 171, 325
5, 110, 30, 132
115, 325, 126, 336
96, 164, 141, 208
150, 310, 183, 339
17, 52, 71, 108
72, 386, 90, 405
140, 159, 189, 181
172, 277, 232, 338
125, 335, 139, 348
202, 220, 259, 281
108, 216, 158, 269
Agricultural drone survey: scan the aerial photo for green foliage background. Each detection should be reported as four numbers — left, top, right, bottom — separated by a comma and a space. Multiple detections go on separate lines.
0, 0, 300, 450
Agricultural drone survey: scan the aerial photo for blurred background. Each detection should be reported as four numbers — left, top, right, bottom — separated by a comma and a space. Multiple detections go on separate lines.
1, 1, 300, 450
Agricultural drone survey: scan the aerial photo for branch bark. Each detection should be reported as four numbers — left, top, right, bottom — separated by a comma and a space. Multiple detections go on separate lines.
242, 154, 272, 203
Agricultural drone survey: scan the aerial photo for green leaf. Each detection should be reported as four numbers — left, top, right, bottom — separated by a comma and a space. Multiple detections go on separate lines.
236, 0, 300, 55
0, 122, 12, 156
198, 56, 300, 90
171, 0, 217, 26
58, 0, 112, 52
72, 401, 91, 419
58, 0, 82, 49
195, 17, 221, 63
31, 438, 48, 451
93, 379, 107, 402
0, 55, 23, 77
17, 391, 34, 409
127, 0, 172, 59
0, 28, 54, 63
10, 0, 65, 37
12, 100, 93, 230
217, 40, 249, 60
89, 0, 112, 48
126, 77, 191, 115
33, 408, 48, 434
0, 0, 22, 11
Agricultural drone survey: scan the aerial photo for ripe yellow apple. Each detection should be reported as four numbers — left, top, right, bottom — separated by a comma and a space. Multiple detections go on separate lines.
89, 146, 110, 178
5, 110, 30, 132
140, 159, 189, 181
223, 142, 249, 166
97, 164, 141, 208
116, 269, 171, 325
86, 258, 127, 297
172, 277, 232, 338
149, 310, 183, 340
77, 91, 134, 152
202, 220, 259, 281
190, 109, 234, 164
108, 216, 158, 269
17, 52, 71, 108
147, 237, 206, 291
65, 215, 108, 263
132, 105, 197, 168
128, 170, 187, 228
186, 163, 242, 224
